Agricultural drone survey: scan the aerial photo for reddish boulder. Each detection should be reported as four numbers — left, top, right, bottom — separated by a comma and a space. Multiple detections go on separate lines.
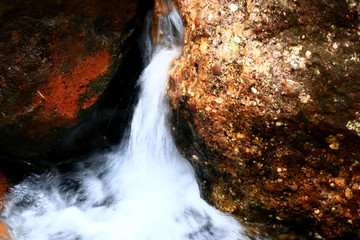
170, 0, 359, 238
0, 0, 138, 158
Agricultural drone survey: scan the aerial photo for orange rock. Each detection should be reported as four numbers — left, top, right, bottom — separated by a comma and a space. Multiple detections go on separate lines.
170, 0, 360, 239
0, 222, 12, 240
0, 173, 9, 239
212, 62, 222, 76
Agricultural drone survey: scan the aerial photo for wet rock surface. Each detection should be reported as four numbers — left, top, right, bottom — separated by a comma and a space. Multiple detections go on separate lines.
169, 0, 360, 238
0, 172, 8, 210
0, 222, 12, 240
0, 0, 138, 159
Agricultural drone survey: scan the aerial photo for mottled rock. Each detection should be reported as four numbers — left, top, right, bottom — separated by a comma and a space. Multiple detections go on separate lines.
0, 222, 12, 240
212, 62, 222, 76
170, 0, 360, 238
0, 0, 138, 158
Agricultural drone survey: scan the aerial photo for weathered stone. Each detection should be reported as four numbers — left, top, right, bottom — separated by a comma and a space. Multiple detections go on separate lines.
0, 222, 12, 240
212, 61, 222, 76
0, 0, 139, 158
170, 0, 360, 238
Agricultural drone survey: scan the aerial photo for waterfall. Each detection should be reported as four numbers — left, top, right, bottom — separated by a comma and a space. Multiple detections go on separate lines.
2, 8, 247, 240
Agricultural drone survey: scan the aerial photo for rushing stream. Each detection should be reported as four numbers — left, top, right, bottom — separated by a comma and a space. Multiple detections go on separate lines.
2, 8, 249, 240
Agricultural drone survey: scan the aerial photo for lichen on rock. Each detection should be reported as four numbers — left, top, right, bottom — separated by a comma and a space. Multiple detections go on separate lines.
169, 0, 360, 238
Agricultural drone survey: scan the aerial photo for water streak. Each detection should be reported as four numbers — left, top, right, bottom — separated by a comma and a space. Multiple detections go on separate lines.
2, 10, 247, 240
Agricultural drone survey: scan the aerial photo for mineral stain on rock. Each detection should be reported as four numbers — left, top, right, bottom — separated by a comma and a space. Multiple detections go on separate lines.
37, 49, 111, 120
0, 0, 138, 158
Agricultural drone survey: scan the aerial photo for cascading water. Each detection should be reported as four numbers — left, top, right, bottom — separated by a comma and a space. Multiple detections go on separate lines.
2, 7, 248, 240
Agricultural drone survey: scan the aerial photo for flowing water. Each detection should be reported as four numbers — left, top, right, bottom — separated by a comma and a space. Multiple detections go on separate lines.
2, 10, 249, 240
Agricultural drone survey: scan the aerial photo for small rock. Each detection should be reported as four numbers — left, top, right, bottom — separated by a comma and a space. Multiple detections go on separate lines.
314, 232, 324, 239
215, 98, 223, 103
299, 92, 311, 103
346, 120, 360, 136
203, 27, 211, 37
305, 50, 312, 59
351, 182, 360, 190
334, 195, 345, 203
242, 29, 253, 38
229, 3, 238, 12
275, 121, 283, 127
192, 155, 199, 161
212, 62, 222, 75
200, 41, 208, 54
195, 11, 204, 27
250, 87, 258, 94
334, 177, 346, 188
256, 23, 265, 33
233, 36, 241, 44
326, 135, 340, 150
273, 51, 282, 58
236, 133, 246, 139
344, 188, 353, 200
289, 183, 298, 191
336, 134, 345, 141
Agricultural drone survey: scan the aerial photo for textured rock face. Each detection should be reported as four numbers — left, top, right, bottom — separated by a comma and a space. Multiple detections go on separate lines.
0, 0, 138, 158
0, 222, 12, 240
169, 0, 359, 238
